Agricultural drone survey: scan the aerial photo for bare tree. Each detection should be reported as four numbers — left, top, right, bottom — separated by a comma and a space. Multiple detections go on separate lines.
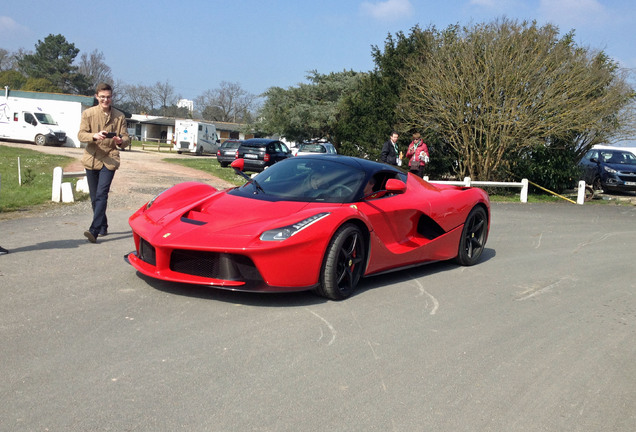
196, 81, 256, 122
121, 83, 155, 114
77, 49, 113, 90
398, 19, 635, 180
152, 80, 177, 115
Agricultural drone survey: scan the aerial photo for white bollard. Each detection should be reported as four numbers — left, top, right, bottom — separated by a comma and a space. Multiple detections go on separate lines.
76, 176, 90, 193
52, 166, 63, 202
61, 182, 74, 203
577, 180, 586, 205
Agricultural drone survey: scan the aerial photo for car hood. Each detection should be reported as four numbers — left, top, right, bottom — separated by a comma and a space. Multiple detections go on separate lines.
604, 162, 636, 172
169, 192, 322, 237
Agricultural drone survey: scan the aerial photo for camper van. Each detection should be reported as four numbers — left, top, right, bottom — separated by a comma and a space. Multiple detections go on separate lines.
173, 119, 219, 155
0, 101, 67, 146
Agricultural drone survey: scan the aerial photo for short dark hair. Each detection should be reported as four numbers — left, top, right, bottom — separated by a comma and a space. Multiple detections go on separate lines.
391, 131, 399, 137
95, 83, 112, 93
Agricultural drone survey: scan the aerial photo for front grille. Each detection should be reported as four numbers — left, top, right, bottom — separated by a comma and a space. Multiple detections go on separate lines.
138, 238, 156, 266
170, 250, 262, 282
54, 132, 66, 140
617, 172, 636, 181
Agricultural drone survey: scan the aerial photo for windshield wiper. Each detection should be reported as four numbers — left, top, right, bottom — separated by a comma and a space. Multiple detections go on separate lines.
251, 179, 265, 194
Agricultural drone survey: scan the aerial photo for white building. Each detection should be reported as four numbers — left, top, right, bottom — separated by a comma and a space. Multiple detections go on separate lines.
177, 99, 194, 113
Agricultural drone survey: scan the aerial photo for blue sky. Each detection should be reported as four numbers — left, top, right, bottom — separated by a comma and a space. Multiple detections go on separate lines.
1, 0, 635, 101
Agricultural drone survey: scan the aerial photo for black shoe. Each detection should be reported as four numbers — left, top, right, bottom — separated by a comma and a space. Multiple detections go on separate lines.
84, 231, 97, 243
0, 246, 8, 255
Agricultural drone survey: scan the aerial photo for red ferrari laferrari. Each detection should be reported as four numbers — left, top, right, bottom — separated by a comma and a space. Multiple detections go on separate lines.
127, 155, 490, 300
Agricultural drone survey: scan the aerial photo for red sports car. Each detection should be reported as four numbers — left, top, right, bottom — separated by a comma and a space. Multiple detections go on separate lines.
127, 155, 490, 300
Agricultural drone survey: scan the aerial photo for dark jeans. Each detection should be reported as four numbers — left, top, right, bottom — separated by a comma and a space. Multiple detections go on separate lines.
85, 166, 115, 236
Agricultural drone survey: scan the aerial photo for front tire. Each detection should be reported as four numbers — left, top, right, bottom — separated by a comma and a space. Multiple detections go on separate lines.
316, 224, 366, 300
35, 134, 46, 146
455, 206, 488, 266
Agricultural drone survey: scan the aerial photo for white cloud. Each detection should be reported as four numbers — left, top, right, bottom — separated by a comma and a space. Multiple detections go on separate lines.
360, 0, 414, 21
0, 16, 32, 49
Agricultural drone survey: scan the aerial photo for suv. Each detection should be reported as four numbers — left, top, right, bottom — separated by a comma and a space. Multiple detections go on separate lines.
294, 141, 337, 156
236, 138, 292, 172
578, 148, 636, 192
216, 139, 243, 167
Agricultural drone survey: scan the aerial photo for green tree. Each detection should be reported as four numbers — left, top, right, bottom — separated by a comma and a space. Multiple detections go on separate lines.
260, 70, 362, 144
18, 34, 92, 94
22, 77, 60, 92
335, 26, 434, 160
398, 19, 635, 182
0, 70, 27, 89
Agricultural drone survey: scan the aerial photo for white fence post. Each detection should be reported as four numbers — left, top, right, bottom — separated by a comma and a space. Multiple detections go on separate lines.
52, 166, 63, 202
520, 179, 528, 203
577, 181, 586, 205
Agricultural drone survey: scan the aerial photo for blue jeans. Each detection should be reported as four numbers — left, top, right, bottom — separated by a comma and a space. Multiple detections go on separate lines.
85, 166, 115, 236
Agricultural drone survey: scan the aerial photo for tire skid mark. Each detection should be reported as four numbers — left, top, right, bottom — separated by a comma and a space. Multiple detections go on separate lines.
306, 308, 337, 346
412, 276, 439, 315
515, 275, 576, 301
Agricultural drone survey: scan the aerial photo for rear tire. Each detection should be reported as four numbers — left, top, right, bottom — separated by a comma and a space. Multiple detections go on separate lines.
196, 146, 203, 156
35, 134, 46, 146
316, 224, 366, 300
455, 206, 488, 266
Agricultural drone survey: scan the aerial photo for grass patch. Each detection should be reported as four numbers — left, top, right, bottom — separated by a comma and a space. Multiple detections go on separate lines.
163, 156, 246, 187
0, 145, 79, 212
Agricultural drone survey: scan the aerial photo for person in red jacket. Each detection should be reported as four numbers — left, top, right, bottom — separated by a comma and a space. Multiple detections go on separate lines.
405, 132, 429, 177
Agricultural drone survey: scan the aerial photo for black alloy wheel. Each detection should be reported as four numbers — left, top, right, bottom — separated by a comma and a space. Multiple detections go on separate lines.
455, 206, 488, 266
317, 223, 366, 300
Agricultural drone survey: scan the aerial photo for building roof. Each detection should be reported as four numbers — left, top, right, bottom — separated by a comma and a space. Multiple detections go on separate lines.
4, 89, 95, 106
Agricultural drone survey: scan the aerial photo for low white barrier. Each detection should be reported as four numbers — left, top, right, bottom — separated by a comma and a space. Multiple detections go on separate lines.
423, 176, 529, 203
52, 167, 89, 203
423, 177, 586, 205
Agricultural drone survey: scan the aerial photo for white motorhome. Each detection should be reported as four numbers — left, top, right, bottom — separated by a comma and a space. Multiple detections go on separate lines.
173, 119, 219, 155
0, 100, 67, 146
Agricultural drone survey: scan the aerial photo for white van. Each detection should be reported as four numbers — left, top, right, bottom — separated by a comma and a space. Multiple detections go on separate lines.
173, 119, 219, 155
0, 101, 67, 146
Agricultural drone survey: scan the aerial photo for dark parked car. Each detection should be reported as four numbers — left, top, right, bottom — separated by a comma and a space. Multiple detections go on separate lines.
578, 148, 636, 192
216, 139, 243, 167
236, 138, 292, 172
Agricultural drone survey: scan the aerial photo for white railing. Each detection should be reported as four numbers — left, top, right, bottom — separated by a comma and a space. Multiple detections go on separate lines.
422, 177, 586, 205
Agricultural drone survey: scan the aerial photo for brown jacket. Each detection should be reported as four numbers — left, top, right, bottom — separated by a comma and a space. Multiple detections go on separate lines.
78, 105, 130, 171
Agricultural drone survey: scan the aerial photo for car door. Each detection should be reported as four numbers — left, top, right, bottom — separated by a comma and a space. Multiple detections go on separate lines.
272, 141, 290, 163
356, 173, 433, 273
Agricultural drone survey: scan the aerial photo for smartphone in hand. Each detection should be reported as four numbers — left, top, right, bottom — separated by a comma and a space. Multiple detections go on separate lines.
104, 132, 117, 138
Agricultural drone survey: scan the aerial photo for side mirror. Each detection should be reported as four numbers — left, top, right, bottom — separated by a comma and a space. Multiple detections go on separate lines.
231, 158, 245, 171
385, 178, 407, 194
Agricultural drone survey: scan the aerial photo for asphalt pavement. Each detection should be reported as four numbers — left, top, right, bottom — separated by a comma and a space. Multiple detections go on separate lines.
0, 202, 635, 431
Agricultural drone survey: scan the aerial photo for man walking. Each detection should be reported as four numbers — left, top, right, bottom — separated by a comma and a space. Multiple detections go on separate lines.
78, 83, 130, 243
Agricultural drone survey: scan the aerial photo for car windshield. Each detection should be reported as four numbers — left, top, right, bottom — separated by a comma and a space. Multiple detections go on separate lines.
34, 113, 57, 125
299, 144, 327, 153
600, 151, 636, 165
230, 158, 366, 203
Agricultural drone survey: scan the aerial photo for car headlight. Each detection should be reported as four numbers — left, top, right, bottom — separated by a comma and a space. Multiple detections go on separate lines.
603, 166, 618, 174
260, 212, 330, 241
